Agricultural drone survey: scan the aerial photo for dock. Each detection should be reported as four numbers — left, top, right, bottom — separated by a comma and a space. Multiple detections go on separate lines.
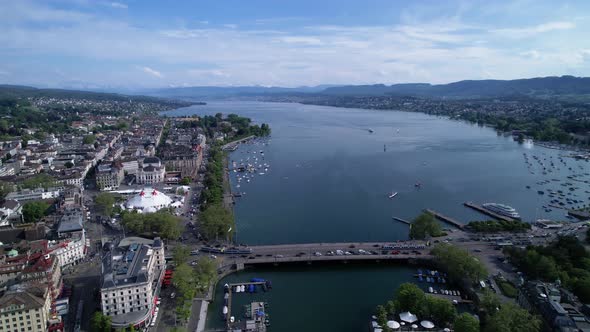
226, 282, 267, 329
568, 210, 590, 221
463, 202, 515, 222
424, 209, 464, 229
392, 216, 411, 225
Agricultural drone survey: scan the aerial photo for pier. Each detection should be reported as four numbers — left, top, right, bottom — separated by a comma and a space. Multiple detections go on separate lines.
424, 209, 464, 229
392, 216, 412, 225
226, 281, 267, 329
463, 202, 515, 222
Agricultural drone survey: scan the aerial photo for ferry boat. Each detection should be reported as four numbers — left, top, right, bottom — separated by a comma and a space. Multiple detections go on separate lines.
482, 203, 521, 219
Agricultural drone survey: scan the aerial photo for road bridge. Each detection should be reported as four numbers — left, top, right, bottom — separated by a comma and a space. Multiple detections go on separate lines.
213, 241, 430, 266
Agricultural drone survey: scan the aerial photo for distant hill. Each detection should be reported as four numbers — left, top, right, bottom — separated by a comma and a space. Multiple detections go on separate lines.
0, 84, 180, 103
146, 85, 340, 99
320, 76, 590, 98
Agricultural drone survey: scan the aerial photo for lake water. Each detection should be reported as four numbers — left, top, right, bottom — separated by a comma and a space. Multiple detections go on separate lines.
163, 101, 590, 331
165, 101, 590, 245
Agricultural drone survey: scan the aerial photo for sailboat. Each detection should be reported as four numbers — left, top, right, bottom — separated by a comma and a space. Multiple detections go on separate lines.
389, 192, 398, 199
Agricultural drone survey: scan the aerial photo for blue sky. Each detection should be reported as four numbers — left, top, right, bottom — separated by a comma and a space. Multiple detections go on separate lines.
1, 0, 590, 89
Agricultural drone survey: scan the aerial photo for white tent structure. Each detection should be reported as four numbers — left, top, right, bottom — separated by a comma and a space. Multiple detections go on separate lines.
125, 188, 174, 213
387, 320, 401, 329
420, 320, 435, 329
399, 312, 418, 323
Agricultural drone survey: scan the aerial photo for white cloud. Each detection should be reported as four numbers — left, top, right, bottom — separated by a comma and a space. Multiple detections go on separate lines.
277, 36, 323, 45
520, 50, 541, 59
108, 2, 128, 9
141, 66, 163, 78
493, 21, 575, 38
1, 1, 589, 88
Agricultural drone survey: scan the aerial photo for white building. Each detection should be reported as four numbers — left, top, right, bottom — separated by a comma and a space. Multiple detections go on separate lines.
136, 157, 165, 185
6, 187, 62, 202
100, 238, 165, 329
51, 232, 86, 267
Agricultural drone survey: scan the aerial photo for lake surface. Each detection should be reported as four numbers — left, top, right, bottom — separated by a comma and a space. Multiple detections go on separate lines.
163, 101, 590, 331
205, 264, 416, 332
165, 101, 590, 245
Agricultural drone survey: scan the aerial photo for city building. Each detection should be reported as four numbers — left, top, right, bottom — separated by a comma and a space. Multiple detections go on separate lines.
517, 281, 590, 332
6, 187, 62, 202
136, 157, 165, 185
95, 163, 124, 190
100, 238, 165, 329
0, 285, 52, 332
0, 200, 22, 226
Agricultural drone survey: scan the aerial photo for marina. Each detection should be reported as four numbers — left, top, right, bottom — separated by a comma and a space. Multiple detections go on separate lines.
224, 280, 273, 331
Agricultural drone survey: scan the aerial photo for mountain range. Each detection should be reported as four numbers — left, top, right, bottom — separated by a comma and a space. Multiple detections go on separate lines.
145, 76, 590, 99
3, 76, 590, 100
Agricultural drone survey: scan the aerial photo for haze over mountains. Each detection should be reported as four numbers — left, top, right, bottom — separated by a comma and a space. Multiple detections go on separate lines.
146, 76, 590, 99
4, 76, 590, 101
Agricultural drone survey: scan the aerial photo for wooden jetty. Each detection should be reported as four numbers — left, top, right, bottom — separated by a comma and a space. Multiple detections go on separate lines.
424, 209, 464, 229
392, 216, 412, 225
463, 202, 515, 222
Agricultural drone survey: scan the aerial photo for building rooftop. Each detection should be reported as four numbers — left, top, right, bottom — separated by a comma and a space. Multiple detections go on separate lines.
102, 237, 161, 289
57, 207, 84, 234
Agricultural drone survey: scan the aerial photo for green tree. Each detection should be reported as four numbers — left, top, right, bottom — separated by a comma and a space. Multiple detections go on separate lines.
484, 303, 541, 332
95, 192, 116, 216
90, 311, 112, 332
0, 181, 13, 201
65, 161, 74, 168
431, 243, 487, 284
409, 212, 443, 239
180, 177, 191, 185
199, 203, 234, 240
21, 174, 55, 189
375, 305, 388, 328
422, 295, 456, 326
173, 245, 190, 265
454, 313, 480, 332
394, 283, 425, 314
83, 134, 96, 145
193, 257, 217, 292
22, 201, 50, 223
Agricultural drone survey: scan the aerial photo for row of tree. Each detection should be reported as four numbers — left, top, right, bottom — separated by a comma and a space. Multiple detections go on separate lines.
503, 236, 590, 302
120, 210, 182, 240
466, 220, 531, 233
172, 245, 217, 322
199, 145, 234, 240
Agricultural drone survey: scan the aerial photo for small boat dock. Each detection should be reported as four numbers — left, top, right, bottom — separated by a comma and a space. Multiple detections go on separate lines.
424, 209, 464, 229
225, 280, 271, 331
392, 216, 411, 225
463, 202, 515, 222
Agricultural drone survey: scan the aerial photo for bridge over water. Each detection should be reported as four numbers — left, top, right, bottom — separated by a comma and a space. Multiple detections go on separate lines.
214, 241, 431, 267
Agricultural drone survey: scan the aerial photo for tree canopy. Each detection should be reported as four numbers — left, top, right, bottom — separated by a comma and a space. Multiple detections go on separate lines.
83, 134, 96, 145
430, 243, 487, 284
409, 212, 444, 239
95, 192, 116, 216
121, 211, 182, 240
199, 203, 234, 240
504, 236, 590, 302
22, 201, 50, 223
377, 283, 457, 328
454, 313, 480, 332
90, 311, 112, 332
